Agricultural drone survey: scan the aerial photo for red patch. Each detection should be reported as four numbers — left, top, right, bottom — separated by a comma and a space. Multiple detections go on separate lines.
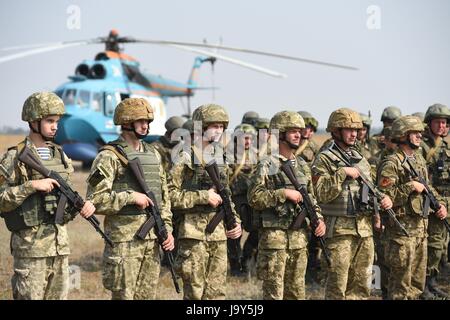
312, 175, 320, 184
379, 177, 394, 188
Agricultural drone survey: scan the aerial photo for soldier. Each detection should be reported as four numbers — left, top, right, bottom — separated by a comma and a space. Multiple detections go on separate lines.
368, 106, 402, 157
150, 116, 186, 172
168, 103, 242, 300
420, 104, 450, 299
312, 108, 393, 300
228, 123, 258, 277
241, 111, 260, 127
248, 111, 326, 300
254, 117, 270, 157
0, 92, 95, 300
377, 115, 447, 300
86, 98, 174, 300
356, 113, 377, 164
295, 111, 320, 165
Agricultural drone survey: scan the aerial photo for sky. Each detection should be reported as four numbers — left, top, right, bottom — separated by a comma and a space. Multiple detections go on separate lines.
0, 0, 449, 131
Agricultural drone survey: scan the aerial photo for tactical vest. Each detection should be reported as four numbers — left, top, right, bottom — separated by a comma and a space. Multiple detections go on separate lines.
105, 140, 163, 216
1, 142, 73, 232
259, 159, 309, 229
424, 138, 450, 197
319, 148, 372, 217
181, 151, 228, 214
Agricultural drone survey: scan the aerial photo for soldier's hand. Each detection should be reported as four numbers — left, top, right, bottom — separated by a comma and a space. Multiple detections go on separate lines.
343, 167, 360, 179
380, 196, 393, 210
436, 204, 448, 220
133, 192, 153, 209
80, 200, 96, 218
411, 181, 426, 193
208, 188, 223, 208
226, 223, 242, 239
31, 178, 60, 193
285, 189, 303, 204
314, 219, 326, 237
162, 233, 175, 251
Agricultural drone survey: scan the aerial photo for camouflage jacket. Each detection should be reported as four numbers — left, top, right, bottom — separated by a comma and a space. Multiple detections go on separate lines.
311, 143, 375, 238
167, 145, 240, 241
0, 137, 72, 257
150, 135, 177, 173
296, 139, 319, 165
377, 149, 444, 238
247, 154, 322, 249
86, 137, 172, 242
421, 131, 450, 198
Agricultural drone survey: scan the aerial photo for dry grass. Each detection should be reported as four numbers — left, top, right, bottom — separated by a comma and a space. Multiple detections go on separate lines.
0, 134, 447, 300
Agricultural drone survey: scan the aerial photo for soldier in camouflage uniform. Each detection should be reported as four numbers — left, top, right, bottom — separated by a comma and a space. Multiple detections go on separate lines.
168, 104, 242, 300
357, 113, 377, 165
254, 117, 270, 158
377, 115, 447, 300
150, 116, 185, 172
295, 111, 319, 165
86, 98, 174, 300
228, 123, 258, 277
312, 108, 393, 300
0, 92, 95, 300
248, 111, 326, 300
368, 106, 402, 158
419, 104, 450, 299
241, 111, 260, 127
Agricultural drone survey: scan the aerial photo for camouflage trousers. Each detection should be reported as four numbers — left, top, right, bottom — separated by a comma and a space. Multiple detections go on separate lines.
175, 239, 227, 300
102, 238, 160, 300
374, 227, 389, 298
256, 248, 308, 300
427, 214, 448, 276
387, 235, 427, 300
325, 235, 374, 300
12, 255, 69, 300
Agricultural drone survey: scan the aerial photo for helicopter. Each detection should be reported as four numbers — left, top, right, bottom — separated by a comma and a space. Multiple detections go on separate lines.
0, 30, 357, 166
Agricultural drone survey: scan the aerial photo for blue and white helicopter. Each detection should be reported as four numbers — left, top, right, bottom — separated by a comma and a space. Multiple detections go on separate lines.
0, 30, 357, 166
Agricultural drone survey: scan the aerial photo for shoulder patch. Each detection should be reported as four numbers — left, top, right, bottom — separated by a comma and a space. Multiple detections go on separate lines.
87, 163, 109, 187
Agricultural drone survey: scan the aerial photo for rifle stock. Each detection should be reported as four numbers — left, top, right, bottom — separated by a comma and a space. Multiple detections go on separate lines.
18, 147, 114, 247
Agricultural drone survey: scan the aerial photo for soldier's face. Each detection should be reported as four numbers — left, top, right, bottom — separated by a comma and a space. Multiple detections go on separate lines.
133, 119, 150, 135
301, 126, 314, 139
205, 123, 224, 142
408, 131, 422, 146
243, 135, 253, 149
36, 115, 61, 138
340, 128, 358, 145
357, 126, 368, 140
285, 128, 302, 147
430, 118, 447, 137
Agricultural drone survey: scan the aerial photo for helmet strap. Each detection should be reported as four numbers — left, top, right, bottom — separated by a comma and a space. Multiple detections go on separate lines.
280, 132, 300, 150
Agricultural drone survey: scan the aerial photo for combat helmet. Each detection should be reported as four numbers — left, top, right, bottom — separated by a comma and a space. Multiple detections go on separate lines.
298, 111, 318, 131
326, 108, 363, 132
114, 98, 154, 125
424, 103, 450, 123
270, 111, 305, 132
22, 92, 65, 122
391, 115, 425, 141
192, 104, 229, 129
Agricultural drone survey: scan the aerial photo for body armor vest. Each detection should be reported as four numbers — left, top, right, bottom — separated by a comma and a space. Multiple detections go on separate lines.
2, 143, 73, 232
107, 140, 162, 215
260, 159, 309, 229
320, 148, 372, 217
424, 137, 450, 197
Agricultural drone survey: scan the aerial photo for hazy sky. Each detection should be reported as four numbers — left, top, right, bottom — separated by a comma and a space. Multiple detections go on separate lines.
0, 0, 449, 131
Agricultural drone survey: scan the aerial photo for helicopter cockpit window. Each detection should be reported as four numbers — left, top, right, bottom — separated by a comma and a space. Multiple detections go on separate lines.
62, 89, 77, 105
78, 90, 90, 109
104, 93, 116, 117
92, 92, 102, 112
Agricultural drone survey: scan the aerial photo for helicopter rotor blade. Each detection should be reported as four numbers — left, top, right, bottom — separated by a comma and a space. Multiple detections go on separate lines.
169, 44, 287, 78
0, 39, 103, 64
128, 38, 358, 71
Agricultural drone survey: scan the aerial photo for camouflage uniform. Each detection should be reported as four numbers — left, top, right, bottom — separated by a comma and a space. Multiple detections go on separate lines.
312, 108, 375, 300
0, 92, 72, 300
296, 111, 320, 165
86, 98, 173, 300
377, 115, 445, 300
420, 104, 450, 297
248, 111, 322, 300
168, 104, 241, 300
228, 124, 258, 276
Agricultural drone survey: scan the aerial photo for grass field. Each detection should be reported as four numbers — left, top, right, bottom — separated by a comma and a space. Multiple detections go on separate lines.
0, 134, 447, 300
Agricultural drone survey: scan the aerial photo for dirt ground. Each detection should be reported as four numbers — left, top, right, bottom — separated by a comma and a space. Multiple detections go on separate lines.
0, 134, 448, 300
